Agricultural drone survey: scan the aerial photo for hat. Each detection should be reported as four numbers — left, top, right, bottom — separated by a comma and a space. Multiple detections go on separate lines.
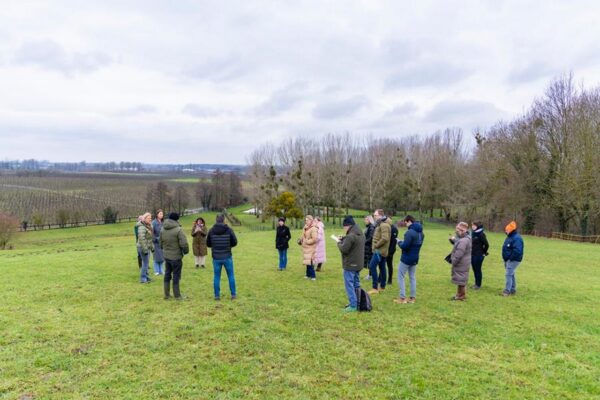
168, 212, 179, 221
278, 217, 286, 223
342, 215, 355, 227
505, 221, 517, 234
216, 214, 225, 223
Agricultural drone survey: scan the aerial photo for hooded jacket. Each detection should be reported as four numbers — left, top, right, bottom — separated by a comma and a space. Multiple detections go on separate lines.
372, 217, 392, 257
207, 223, 238, 260
337, 223, 366, 272
471, 227, 489, 257
136, 221, 154, 255
398, 222, 425, 265
159, 218, 189, 260
502, 230, 524, 262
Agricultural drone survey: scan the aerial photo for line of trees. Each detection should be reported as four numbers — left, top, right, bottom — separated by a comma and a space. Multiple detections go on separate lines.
248, 75, 600, 235
195, 170, 245, 211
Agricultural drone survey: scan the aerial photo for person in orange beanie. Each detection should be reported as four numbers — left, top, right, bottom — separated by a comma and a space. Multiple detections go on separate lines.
501, 220, 524, 296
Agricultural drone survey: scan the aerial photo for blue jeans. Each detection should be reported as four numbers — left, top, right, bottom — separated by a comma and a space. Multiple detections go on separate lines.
213, 257, 236, 298
153, 260, 164, 274
504, 261, 520, 293
368, 252, 387, 289
139, 251, 150, 282
278, 249, 288, 269
343, 270, 361, 308
398, 261, 417, 298
306, 264, 316, 278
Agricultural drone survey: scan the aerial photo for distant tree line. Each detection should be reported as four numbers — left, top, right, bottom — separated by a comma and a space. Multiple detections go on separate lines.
248, 75, 600, 235
145, 170, 244, 214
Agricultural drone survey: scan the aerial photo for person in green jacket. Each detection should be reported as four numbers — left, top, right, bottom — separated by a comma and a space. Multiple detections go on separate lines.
136, 212, 154, 284
368, 209, 391, 295
159, 212, 190, 300
337, 216, 365, 312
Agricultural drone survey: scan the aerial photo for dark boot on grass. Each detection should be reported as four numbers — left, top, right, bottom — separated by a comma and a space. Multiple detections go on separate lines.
173, 283, 187, 300
163, 282, 171, 300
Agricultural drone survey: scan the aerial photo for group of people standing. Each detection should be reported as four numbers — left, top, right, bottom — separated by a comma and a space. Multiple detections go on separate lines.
335, 210, 524, 312
135, 212, 238, 301
135, 208, 524, 310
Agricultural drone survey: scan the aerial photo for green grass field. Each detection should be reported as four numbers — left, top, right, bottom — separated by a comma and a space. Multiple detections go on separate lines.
1, 212, 599, 399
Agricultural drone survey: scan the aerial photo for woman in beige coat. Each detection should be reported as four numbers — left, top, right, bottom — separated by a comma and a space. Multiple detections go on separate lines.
299, 215, 318, 280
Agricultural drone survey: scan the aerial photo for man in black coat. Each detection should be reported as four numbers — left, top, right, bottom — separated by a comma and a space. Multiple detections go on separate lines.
275, 217, 291, 271
207, 214, 238, 300
471, 221, 490, 289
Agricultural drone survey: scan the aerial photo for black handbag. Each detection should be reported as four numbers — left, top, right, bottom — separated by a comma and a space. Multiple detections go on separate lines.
444, 253, 452, 264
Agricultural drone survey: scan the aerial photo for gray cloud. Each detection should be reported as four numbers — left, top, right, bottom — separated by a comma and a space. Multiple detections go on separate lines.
385, 62, 471, 89
312, 96, 369, 120
13, 39, 111, 75
425, 99, 505, 124
384, 102, 418, 117
181, 55, 249, 83
508, 61, 558, 84
255, 82, 308, 117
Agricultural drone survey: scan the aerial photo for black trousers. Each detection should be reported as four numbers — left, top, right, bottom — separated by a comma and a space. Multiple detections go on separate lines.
164, 259, 183, 285
386, 252, 395, 283
471, 255, 484, 287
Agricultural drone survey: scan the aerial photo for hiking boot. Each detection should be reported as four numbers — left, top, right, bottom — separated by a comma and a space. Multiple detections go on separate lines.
500, 291, 511, 297
201, 265, 205, 269
231, 295, 237, 300
214, 296, 221, 301
450, 296, 466, 301
367, 289, 379, 295
471, 285, 481, 290
408, 297, 416, 304
393, 298, 407, 304
195, 264, 199, 268
163, 282, 171, 299
344, 306, 357, 312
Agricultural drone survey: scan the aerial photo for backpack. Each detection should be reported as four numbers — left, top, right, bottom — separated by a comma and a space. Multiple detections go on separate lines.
355, 287, 372, 312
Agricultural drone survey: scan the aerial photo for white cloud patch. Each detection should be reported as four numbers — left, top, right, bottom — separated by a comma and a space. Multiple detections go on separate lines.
13, 39, 111, 76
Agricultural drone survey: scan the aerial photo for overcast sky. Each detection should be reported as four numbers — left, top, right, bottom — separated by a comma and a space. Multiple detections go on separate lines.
1, 1, 600, 164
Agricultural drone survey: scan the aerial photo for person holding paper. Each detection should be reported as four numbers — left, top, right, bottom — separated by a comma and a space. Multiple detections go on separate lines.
337, 216, 365, 312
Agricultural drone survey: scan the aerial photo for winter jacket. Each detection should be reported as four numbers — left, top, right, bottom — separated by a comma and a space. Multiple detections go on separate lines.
398, 222, 425, 266
471, 228, 490, 257
372, 217, 392, 257
192, 224, 208, 257
314, 222, 327, 264
502, 231, 524, 262
159, 219, 189, 261
136, 221, 154, 255
451, 234, 472, 285
207, 223, 238, 260
152, 219, 165, 263
337, 224, 365, 272
388, 223, 399, 256
300, 224, 318, 266
364, 223, 375, 267
275, 225, 291, 250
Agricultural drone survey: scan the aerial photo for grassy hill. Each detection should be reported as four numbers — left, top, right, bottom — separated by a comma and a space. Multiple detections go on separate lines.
1, 212, 599, 399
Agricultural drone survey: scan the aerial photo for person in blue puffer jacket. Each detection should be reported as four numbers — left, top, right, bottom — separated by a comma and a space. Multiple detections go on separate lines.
393, 215, 425, 304
501, 220, 524, 296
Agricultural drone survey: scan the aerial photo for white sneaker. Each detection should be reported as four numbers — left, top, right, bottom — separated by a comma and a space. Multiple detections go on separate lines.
311, 278, 316, 281
154, 272, 160, 276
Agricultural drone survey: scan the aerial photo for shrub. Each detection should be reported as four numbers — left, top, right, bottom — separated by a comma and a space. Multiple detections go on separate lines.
0, 213, 19, 249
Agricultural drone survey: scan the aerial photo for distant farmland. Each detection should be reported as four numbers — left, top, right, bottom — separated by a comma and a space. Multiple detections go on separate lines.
0, 173, 202, 227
